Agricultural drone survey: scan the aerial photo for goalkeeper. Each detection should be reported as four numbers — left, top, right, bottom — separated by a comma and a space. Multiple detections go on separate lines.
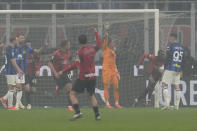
133, 50, 165, 107
102, 31, 122, 109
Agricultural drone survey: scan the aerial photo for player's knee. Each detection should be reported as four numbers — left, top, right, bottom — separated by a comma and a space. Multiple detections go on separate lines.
103, 83, 110, 89
162, 82, 168, 88
8, 85, 15, 90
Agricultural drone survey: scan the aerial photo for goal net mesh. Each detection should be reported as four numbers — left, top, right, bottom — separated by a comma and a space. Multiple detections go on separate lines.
0, 11, 187, 108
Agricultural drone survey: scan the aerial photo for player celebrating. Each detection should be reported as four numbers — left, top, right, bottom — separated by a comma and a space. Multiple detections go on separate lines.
48, 40, 73, 111
0, 37, 23, 110
161, 33, 185, 110
133, 50, 165, 107
102, 31, 122, 109
59, 28, 101, 121
24, 40, 41, 109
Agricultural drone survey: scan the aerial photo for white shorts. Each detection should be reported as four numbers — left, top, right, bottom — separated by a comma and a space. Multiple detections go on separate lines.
6, 74, 25, 85
6, 75, 17, 85
16, 74, 25, 84
162, 70, 181, 85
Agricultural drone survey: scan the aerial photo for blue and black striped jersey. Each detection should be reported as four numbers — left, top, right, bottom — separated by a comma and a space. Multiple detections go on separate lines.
164, 42, 184, 72
16, 45, 33, 73
5, 45, 17, 75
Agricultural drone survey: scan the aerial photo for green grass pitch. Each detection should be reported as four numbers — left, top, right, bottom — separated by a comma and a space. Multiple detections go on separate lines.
0, 107, 197, 131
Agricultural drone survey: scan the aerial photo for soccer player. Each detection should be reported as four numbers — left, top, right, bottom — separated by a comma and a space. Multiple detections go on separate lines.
24, 40, 41, 109
133, 50, 165, 107
0, 37, 23, 110
15, 34, 33, 109
59, 28, 101, 121
102, 31, 122, 109
161, 33, 185, 110
48, 40, 73, 111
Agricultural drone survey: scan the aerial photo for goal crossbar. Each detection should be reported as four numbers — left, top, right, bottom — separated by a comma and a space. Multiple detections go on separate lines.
0, 9, 159, 14
0, 9, 159, 55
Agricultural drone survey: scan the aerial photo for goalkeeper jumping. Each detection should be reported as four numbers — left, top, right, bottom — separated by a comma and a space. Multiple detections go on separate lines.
133, 50, 165, 107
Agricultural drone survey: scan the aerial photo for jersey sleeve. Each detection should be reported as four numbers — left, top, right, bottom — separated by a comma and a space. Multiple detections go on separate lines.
6, 47, 15, 59
102, 36, 108, 50
95, 31, 102, 51
164, 44, 171, 66
137, 53, 152, 65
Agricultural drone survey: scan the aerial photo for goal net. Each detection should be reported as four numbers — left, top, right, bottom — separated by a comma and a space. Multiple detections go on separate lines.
0, 9, 182, 108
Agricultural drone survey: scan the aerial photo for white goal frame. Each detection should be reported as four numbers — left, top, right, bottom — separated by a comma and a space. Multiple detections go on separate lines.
0, 9, 159, 55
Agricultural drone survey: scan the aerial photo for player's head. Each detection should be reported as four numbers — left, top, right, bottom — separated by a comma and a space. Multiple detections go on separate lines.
168, 33, 177, 44
157, 49, 165, 60
78, 34, 87, 45
60, 40, 70, 50
10, 37, 17, 46
16, 34, 25, 45
26, 40, 32, 47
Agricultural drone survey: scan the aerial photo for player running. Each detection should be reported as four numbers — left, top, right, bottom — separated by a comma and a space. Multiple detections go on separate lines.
48, 40, 73, 111
0, 37, 23, 110
24, 40, 41, 109
133, 50, 165, 107
161, 33, 185, 110
59, 28, 101, 121
102, 31, 122, 109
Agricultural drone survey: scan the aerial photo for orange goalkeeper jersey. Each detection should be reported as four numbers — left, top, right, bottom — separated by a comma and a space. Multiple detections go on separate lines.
102, 36, 117, 71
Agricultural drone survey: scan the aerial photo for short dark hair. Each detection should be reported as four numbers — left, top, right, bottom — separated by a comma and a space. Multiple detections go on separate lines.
170, 33, 177, 39
60, 40, 70, 48
25, 40, 31, 43
16, 33, 24, 38
10, 37, 16, 42
78, 34, 87, 44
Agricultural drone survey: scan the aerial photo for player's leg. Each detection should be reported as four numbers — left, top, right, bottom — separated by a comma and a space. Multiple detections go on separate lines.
173, 72, 181, 110
15, 73, 26, 109
112, 75, 122, 108
133, 77, 151, 107
146, 75, 157, 105
1, 75, 18, 110
65, 82, 73, 111
69, 79, 83, 121
102, 70, 112, 108
87, 79, 101, 120
161, 70, 171, 109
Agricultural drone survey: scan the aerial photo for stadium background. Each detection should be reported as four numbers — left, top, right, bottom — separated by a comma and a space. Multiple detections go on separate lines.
0, 0, 197, 108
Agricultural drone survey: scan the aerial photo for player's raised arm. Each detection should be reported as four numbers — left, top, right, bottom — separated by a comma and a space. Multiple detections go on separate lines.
137, 53, 152, 65
48, 53, 60, 78
102, 31, 109, 50
93, 28, 102, 51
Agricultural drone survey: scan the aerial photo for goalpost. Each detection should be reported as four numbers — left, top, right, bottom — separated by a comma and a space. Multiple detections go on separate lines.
0, 9, 161, 108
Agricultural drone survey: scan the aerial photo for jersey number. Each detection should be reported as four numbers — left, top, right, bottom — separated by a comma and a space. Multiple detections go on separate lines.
173, 51, 183, 62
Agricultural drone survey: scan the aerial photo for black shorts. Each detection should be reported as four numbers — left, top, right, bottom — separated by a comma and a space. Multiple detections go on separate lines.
25, 74, 37, 87
72, 79, 96, 95
54, 72, 72, 89
152, 70, 162, 82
